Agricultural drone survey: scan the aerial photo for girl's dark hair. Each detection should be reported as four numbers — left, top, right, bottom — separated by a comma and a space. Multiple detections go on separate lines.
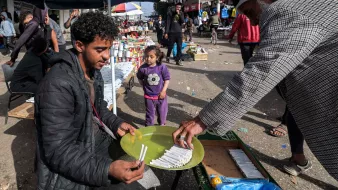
144, 45, 165, 64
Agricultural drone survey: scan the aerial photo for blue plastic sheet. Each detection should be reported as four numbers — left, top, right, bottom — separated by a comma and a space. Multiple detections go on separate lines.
211, 176, 281, 190
172, 42, 187, 57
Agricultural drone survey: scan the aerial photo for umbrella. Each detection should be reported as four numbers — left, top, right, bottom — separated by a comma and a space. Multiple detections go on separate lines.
112, 2, 141, 13
111, 9, 143, 16
20, 0, 158, 9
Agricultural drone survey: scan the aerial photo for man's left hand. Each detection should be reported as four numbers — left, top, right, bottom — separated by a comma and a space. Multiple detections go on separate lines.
117, 122, 136, 137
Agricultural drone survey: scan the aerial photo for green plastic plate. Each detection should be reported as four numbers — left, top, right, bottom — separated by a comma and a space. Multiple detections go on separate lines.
120, 126, 205, 170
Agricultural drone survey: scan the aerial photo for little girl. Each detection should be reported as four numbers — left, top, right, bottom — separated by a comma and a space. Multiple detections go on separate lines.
137, 45, 170, 126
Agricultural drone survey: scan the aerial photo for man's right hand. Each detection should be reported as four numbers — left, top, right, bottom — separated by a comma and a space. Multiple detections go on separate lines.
172, 116, 207, 149
5, 60, 14, 67
109, 160, 145, 184
228, 39, 233, 44
70, 12, 75, 19
225, 35, 233, 44
164, 34, 168, 39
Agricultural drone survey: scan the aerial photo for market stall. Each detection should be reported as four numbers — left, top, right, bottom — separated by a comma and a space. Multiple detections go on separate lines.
7, 36, 156, 118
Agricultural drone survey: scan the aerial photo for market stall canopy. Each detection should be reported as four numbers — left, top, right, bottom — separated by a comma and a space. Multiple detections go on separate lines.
20, 0, 160, 9
111, 9, 143, 16
112, 3, 141, 13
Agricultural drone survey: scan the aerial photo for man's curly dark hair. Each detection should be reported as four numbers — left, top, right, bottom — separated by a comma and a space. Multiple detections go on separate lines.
20, 11, 32, 24
71, 11, 119, 44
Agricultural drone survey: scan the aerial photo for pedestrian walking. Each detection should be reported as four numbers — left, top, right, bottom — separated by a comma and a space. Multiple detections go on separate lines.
227, 14, 260, 65
185, 14, 193, 42
0, 12, 15, 55
154, 15, 165, 45
165, 2, 185, 66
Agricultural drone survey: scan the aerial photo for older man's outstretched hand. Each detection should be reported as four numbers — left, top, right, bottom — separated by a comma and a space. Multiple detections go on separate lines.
172, 116, 207, 149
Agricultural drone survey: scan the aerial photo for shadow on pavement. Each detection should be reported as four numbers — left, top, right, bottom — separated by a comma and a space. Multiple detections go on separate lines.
0, 89, 28, 118
166, 64, 236, 95
4, 119, 36, 190
241, 116, 274, 132
167, 64, 287, 124
120, 90, 193, 126
117, 107, 145, 126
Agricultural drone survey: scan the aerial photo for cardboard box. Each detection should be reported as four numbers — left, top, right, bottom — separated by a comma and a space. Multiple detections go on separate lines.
200, 140, 269, 179
192, 52, 208, 61
193, 131, 279, 190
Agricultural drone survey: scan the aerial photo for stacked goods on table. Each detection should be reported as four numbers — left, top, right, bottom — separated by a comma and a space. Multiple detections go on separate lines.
150, 145, 193, 169
111, 36, 155, 69
228, 149, 264, 179
187, 45, 208, 61
101, 62, 134, 106
119, 26, 142, 34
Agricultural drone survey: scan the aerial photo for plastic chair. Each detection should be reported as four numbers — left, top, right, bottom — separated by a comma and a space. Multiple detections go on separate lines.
2, 62, 34, 124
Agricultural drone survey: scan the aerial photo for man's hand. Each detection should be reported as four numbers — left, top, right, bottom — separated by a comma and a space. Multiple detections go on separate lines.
164, 34, 168, 39
172, 116, 207, 149
228, 39, 233, 44
5, 60, 14, 67
109, 160, 145, 184
159, 90, 166, 99
117, 122, 136, 137
70, 11, 76, 19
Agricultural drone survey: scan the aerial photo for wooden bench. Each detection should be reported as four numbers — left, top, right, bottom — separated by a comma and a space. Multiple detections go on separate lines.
8, 102, 34, 120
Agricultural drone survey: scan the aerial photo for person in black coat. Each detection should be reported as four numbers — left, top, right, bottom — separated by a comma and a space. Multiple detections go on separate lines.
10, 38, 49, 94
5, 7, 48, 67
154, 15, 165, 45
34, 12, 145, 189
164, 3, 184, 66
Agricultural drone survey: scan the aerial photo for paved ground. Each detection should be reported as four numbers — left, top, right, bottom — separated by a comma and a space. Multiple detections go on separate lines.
0, 32, 337, 190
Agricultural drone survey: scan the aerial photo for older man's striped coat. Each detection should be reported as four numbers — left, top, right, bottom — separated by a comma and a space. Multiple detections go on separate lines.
199, 0, 338, 179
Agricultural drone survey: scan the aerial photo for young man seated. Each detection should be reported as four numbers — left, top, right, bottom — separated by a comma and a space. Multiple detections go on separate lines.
10, 37, 49, 93
34, 12, 145, 189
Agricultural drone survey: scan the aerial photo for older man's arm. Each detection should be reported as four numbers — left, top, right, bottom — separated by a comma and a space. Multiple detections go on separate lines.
199, 7, 327, 136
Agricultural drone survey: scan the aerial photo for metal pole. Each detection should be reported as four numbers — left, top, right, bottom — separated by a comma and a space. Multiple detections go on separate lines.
217, 0, 220, 19
139, 2, 142, 20
198, 0, 201, 12
108, 0, 117, 115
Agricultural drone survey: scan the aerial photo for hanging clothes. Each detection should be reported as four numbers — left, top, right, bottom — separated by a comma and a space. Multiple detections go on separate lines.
231, 8, 237, 18
202, 11, 208, 21
221, 8, 229, 18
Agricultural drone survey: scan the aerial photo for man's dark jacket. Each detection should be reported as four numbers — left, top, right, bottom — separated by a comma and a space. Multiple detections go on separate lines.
34, 49, 124, 189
